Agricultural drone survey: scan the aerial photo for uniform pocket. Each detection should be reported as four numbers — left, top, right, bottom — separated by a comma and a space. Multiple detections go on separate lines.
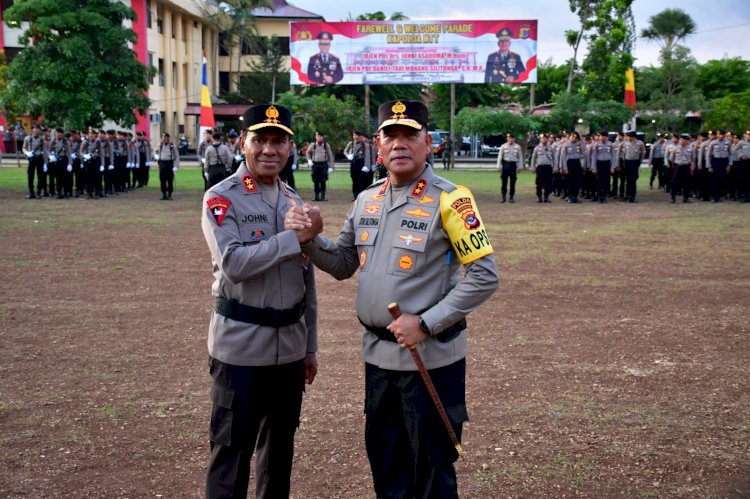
209, 384, 235, 446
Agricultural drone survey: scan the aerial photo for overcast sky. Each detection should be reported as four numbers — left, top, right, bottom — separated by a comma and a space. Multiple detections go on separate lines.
289, 0, 750, 67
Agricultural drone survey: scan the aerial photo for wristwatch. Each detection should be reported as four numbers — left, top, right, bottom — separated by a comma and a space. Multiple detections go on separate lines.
418, 316, 430, 335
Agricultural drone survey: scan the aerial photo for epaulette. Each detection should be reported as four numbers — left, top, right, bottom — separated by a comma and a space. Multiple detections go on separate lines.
209, 174, 239, 195
432, 176, 457, 194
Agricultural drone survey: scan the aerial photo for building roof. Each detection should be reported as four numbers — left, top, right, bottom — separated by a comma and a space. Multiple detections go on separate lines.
251, 0, 323, 19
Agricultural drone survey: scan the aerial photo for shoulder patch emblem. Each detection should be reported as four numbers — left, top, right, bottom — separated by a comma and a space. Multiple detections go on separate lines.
451, 197, 481, 230
405, 207, 431, 218
242, 175, 257, 192
207, 196, 231, 226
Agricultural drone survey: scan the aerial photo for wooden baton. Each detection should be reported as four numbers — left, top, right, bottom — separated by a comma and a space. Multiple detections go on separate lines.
387, 302, 466, 460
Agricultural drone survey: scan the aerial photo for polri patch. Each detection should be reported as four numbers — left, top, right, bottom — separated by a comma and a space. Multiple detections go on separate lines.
451, 197, 481, 230
207, 196, 232, 226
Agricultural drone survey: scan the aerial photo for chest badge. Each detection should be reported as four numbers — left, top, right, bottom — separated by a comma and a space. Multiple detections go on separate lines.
399, 234, 423, 246
398, 255, 413, 270
405, 207, 430, 218
365, 204, 381, 214
360, 230, 369, 243
359, 250, 367, 269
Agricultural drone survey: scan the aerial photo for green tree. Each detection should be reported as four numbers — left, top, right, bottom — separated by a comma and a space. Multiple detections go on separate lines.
1, 0, 151, 128
696, 58, 750, 101
276, 93, 368, 148
546, 92, 632, 132
640, 8, 696, 56
535, 59, 572, 104
454, 106, 532, 138
703, 90, 750, 132
242, 34, 289, 103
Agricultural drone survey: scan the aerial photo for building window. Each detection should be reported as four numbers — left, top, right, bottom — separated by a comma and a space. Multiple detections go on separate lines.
148, 53, 154, 84
172, 62, 177, 89
219, 33, 230, 56
241, 37, 252, 56
219, 72, 230, 92
146, 0, 152, 28
172, 17, 176, 39
277, 37, 290, 56
158, 58, 164, 87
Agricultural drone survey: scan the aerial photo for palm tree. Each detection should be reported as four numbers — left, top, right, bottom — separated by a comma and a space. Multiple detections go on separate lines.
640, 8, 697, 56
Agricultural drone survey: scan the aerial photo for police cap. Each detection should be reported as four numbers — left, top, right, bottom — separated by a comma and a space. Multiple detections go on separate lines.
626, 131, 637, 138
243, 104, 294, 136
377, 100, 428, 132
496, 28, 513, 40
317, 31, 333, 43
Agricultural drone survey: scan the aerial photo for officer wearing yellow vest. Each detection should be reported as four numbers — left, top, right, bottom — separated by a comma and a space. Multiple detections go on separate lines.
285, 100, 499, 498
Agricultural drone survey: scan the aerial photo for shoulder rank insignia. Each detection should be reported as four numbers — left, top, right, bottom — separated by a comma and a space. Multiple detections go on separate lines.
207, 196, 232, 226
242, 174, 257, 193
410, 178, 427, 198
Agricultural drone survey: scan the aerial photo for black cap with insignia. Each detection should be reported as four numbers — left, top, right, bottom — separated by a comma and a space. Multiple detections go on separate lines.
496, 28, 513, 40
377, 100, 428, 132
317, 31, 333, 43
243, 104, 294, 136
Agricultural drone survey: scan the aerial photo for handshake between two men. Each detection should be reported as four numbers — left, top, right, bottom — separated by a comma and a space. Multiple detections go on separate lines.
284, 203, 324, 244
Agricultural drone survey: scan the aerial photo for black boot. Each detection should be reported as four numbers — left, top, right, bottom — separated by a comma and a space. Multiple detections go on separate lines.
501, 194, 506, 203
509, 196, 515, 204
537, 195, 542, 203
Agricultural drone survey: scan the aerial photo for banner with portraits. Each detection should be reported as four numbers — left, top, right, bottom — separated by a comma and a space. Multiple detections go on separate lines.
289, 20, 538, 86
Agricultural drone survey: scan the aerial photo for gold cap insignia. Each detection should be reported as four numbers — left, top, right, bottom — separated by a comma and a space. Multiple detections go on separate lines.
391, 101, 407, 120
264, 106, 280, 125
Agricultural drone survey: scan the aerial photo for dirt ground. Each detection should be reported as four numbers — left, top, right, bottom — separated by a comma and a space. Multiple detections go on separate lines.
1, 175, 748, 498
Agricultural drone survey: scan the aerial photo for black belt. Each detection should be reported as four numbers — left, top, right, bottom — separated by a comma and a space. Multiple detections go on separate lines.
359, 317, 466, 344
215, 296, 306, 328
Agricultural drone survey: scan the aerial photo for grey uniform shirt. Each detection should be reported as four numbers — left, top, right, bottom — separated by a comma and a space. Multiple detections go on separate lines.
708, 139, 732, 166
531, 143, 554, 170
49, 138, 72, 167
622, 140, 645, 162
201, 162, 317, 366
204, 142, 233, 172
649, 141, 666, 163
497, 143, 524, 168
589, 142, 616, 168
302, 166, 499, 371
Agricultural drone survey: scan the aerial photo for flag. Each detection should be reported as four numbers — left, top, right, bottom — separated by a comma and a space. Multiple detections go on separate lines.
200, 53, 216, 129
624, 67, 636, 111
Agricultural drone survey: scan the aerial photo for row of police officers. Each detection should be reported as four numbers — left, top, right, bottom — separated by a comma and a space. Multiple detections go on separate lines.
22, 125, 181, 200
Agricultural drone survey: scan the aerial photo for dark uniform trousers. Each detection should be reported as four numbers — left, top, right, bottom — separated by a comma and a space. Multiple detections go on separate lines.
114, 154, 127, 192
158, 160, 174, 195
350, 157, 372, 200
138, 152, 149, 187
311, 162, 328, 200
85, 158, 102, 197
596, 160, 612, 201
500, 160, 518, 199
27, 155, 46, 196
47, 160, 59, 195
53, 158, 71, 197
611, 163, 626, 198
710, 158, 728, 201
623, 159, 640, 201
535, 165, 553, 200
650, 157, 665, 188
103, 158, 114, 195
73, 157, 85, 195
279, 157, 296, 190
566, 159, 583, 199
737, 158, 750, 202
206, 357, 304, 499
365, 359, 466, 499
671, 164, 692, 201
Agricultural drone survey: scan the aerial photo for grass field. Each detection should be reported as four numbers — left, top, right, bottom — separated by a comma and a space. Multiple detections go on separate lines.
0, 165, 748, 498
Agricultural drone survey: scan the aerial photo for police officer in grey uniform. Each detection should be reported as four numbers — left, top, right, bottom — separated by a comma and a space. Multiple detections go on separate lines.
155, 133, 180, 200
648, 133, 666, 190
589, 130, 616, 203
497, 132, 524, 203
201, 104, 318, 499
561, 131, 585, 203
203, 131, 233, 189
49, 128, 73, 199
670, 134, 694, 203
286, 100, 499, 498
622, 131, 645, 203
197, 128, 213, 191
707, 129, 732, 203
22, 124, 46, 199
736, 130, 750, 203
531, 133, 554, 202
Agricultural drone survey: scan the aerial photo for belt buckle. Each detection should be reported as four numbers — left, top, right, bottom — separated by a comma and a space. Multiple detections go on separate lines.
216, 298, 234, 317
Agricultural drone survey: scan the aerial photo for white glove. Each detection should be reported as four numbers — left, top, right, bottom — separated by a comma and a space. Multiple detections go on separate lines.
328, 167, 333, 174
99, 165, 104, 172
49, 154, 57, 162
172, 166, 178, 173
154, 154, 160, 161
291, 164, 297, 171
145, 161, 151, 167
200, 158, 205, 165
108, 164, 114, 170
25, 151, 33, 158
203, 172, 209, 180
307, 159, 312, 167
126, 162, 132, 169
71, 153, 78, 160
345, 153, 354, 161
43, 164, 48, 172
66, 164, 72, 172
361, 166, 370, 173
234, 155, 243, 162
83, 153, 92, 161
135, 163, 140, 168
80, 163, 85, 170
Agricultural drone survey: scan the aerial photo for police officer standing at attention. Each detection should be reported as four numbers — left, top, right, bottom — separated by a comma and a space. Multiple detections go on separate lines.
49, 128, 73, 199
350, 130, 372, 200
70, 130, 84, 197
286, 100, 499, 498
589, 131, 616, 204
562, 131, 585, 203
306, 131, 334, 202
736, 130, 750, 203
197, 128, 213, 191
155, 133, 179, 200
484, 28, 525, 83
201, 103, 318, 498
22, 124, 46, 199
670, 134, 694, 203
497, 132, 524, 203
307, 31, 344, 84
134, 131, 152, 188
648, 133, 666, 190
622, 131, 645, 203
203, 131, 232, 189
707, 129, 732, 203
531, 133, 555, 203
